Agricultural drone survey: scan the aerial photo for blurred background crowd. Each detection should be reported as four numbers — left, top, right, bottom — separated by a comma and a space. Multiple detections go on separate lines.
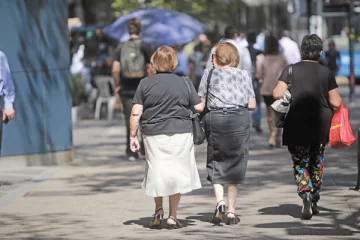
67, 0, 360, 121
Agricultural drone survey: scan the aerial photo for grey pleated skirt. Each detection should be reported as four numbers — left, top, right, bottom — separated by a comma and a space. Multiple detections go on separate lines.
142, 133, 202, 197
204, 107, 251, 184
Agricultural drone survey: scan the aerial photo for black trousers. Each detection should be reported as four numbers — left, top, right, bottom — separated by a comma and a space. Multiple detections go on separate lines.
121, 94, 145, 157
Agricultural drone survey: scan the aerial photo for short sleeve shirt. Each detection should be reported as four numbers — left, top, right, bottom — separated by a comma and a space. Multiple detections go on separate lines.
113, 39, 153, 93
198, 68, 255, 109
279, 61, 338, 146
133, 73, 201, 135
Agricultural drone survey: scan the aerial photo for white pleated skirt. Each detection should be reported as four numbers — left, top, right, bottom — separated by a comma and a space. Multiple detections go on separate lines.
142, 133, 202, 197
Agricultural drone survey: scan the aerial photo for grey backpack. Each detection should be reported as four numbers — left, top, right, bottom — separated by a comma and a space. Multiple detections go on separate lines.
120, 39, 146, 79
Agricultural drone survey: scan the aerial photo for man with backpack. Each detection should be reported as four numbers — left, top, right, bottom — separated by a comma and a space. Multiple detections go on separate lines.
112, 18, 153, 161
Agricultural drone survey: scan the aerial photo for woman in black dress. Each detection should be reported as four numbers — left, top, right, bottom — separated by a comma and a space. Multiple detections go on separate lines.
273, 34, 342, 220
198, 42, 256, 225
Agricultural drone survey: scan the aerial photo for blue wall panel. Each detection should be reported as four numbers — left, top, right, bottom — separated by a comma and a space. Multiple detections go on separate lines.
44, 70, 72, 152
0, 0, 72, 157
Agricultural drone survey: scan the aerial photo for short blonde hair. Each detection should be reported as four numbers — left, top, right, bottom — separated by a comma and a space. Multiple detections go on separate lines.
151, 46, 178, 73
214, 42, 239, 67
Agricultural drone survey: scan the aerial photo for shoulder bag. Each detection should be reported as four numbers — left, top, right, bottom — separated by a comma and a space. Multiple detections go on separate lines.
271, 65, 292, 128
182, 77, 206, 145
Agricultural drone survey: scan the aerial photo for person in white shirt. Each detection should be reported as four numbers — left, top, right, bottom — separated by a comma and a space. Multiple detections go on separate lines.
279, 30, 301, 65
206, 26, 252, 73
236, 32, 249, 48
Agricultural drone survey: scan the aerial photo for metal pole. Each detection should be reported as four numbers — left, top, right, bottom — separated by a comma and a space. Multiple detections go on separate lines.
349, 0, 356, 103
356, 128, 360, 190
307, 0, 312, 32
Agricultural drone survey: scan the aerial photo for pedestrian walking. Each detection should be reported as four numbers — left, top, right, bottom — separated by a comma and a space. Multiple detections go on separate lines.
279, 30, 301, 65
0, 51, 15, 153
256, 35, 287, 148
198, 42, 256, 225
273, 34, 342, 220
324, 40, 341, 76
129, 46, 204, 229
112, 18, 153, 161
247, 32, 263, 133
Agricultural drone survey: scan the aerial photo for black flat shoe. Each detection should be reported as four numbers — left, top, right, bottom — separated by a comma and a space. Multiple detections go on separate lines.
312, 202, 320, 215
211, 200, 226, 224
225, 212, 240, 225
302, 192, 313, 220
150, 208, 164, 229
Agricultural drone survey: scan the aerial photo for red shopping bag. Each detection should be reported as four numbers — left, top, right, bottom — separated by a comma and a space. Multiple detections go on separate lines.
328, 103, 356, 149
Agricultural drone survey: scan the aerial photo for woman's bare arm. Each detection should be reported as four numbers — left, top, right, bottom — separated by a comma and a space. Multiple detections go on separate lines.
130, 104, 144, 138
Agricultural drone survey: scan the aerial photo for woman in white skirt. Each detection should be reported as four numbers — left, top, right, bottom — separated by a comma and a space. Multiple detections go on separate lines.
129, 46, 204, 229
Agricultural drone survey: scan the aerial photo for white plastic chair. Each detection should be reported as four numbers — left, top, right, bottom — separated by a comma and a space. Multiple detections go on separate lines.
94, 75, 117, 120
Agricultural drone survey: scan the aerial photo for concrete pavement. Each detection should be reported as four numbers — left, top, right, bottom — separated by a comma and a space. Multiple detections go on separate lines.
0, 88, 359, 239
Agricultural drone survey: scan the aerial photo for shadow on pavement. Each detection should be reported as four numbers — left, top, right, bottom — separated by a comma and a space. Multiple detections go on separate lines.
123, 217, 196, 229
257, 204, 360, 236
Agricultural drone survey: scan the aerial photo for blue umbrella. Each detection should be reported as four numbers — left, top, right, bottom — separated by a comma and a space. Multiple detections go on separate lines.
102, 8, 206, 46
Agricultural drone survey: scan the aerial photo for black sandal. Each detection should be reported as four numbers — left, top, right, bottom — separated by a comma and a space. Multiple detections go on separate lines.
167, 216, 182, 230
150, 208, 164, 229
225, 212, 240, 225
211, 200, 226, 224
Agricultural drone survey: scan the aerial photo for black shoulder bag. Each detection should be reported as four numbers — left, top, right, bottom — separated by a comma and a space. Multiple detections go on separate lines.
182, 77, 206, 145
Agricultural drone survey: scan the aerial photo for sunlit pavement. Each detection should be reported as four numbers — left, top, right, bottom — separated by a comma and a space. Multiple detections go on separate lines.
0, 86, 359, 239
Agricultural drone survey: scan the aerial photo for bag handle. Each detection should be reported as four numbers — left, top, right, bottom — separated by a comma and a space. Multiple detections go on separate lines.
205, 69, 214, 111
288, 64, 293, 91
182, 77, 197, 119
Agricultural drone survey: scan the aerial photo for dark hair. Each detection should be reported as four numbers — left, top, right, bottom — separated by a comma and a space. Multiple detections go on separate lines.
264, 35, 280, 55
247, 32, 257, 44
127, 18, 141, 35
301, 34, 323, 61
224, 25, 238, 39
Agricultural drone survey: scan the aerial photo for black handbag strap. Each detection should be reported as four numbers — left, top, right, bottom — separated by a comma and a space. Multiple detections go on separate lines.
205, 69, 214, 111
182, 76, 197, 118
288, 64, 293, 91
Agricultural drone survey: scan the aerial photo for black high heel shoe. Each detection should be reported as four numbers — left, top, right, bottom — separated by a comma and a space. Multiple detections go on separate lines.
225, 212, 240, 225
211, 200, 226, 224
150, 208, 164, 229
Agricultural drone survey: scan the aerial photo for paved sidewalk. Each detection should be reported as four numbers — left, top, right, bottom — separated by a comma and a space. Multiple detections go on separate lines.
0, 88, 359, 239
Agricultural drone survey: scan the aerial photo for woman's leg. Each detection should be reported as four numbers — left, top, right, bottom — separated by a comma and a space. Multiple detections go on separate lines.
275, 128, 282, 147
169, 193, 181, 219
150, 197, 164, 228
266, 105, 275, 147
154, 197, 163, 212
309, 145, 325, 204
288, 145, 314, 219
227, 184, 239, 214
213, 184, 225, 204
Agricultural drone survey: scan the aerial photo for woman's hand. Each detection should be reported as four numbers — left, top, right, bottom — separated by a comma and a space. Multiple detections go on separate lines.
248, 97, 256, 111
130, 136, 140, 153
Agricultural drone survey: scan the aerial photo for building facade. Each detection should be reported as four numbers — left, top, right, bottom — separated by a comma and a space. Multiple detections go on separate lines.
0, 0, 72, 165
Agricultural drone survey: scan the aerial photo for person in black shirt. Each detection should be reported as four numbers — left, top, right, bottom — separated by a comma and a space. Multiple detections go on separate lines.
273, 34, 342, 220
129, 46, 204, 229
112, 18, 153, 161
325, 40, 341, 76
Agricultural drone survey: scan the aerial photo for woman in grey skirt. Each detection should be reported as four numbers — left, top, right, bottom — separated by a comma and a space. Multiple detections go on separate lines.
130, 46, 204, 229
198, 42, 256, 225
